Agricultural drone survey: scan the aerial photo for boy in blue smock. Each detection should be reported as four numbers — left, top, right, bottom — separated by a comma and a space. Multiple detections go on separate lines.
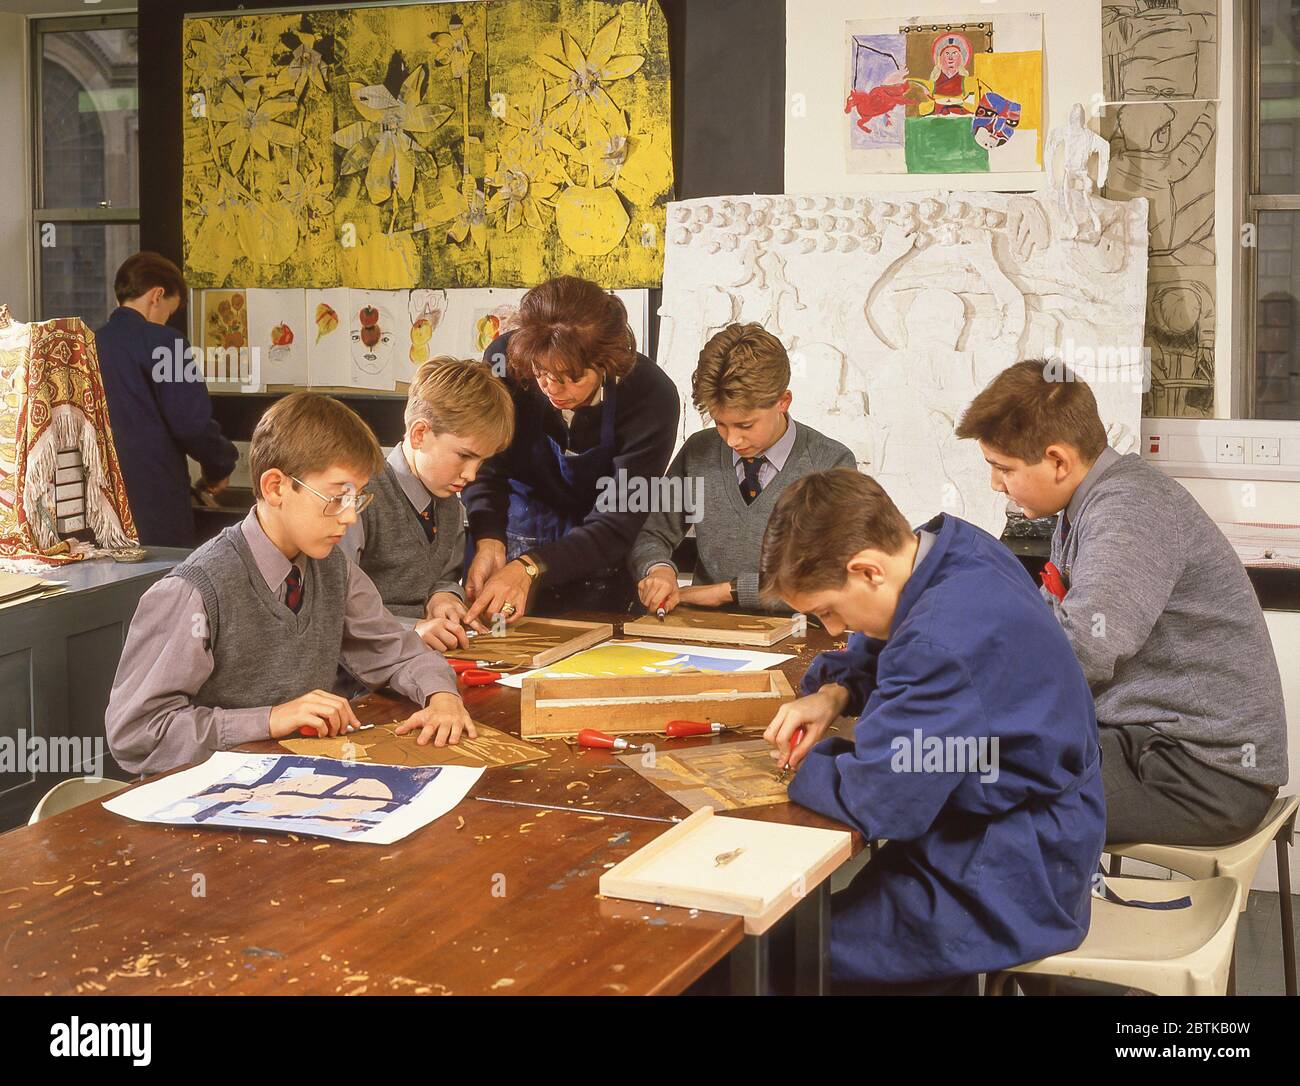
761, 469, 1105, 994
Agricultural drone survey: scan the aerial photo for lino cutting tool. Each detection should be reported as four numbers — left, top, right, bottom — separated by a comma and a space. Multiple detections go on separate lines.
578, 728, 633, 751
777, 726, 805, 784
656, 607, 666, 620
450, 657, 504, 686
1040, 561, 1068, 602
663, 720, 739, 737
297, 722, 377, 738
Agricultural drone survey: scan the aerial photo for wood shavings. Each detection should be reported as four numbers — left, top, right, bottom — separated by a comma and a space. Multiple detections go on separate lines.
455, 817, 465, 830
490, 977, 515, 989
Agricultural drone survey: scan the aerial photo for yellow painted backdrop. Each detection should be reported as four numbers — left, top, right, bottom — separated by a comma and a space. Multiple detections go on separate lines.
182, 1, 672, 291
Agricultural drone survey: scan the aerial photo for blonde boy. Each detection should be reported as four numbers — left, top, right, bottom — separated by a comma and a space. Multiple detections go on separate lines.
106, 393, 474, 776
630, 323, 855, 613
342, 357, 514, 650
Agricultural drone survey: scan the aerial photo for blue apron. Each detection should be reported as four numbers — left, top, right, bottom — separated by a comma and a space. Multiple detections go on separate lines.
506, 376, 618, 563
504, 377, 633, 612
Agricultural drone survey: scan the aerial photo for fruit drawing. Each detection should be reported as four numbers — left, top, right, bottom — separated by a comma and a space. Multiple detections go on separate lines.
410, 317, 432, 365
315, 302, 339, 343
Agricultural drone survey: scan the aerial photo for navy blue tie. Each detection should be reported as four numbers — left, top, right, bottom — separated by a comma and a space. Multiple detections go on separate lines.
417, 502, 437, 542
741, 457, 766, 505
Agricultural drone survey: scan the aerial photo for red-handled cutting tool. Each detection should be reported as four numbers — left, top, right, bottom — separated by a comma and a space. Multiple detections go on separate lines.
663, 720, 737, 737
578, 729, 633, 751
449, 657, 504, 686
777, 726, 806, 783
1040, 561, 1068, 602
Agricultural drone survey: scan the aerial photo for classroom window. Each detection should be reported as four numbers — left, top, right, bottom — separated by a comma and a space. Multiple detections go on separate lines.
32, 14, 139, 329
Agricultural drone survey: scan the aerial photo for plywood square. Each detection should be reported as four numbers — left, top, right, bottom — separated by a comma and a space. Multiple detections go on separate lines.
279, 722, 549, 770
445, 617, 613, 668
599, 807, 852, 934
623, 608, 798, 647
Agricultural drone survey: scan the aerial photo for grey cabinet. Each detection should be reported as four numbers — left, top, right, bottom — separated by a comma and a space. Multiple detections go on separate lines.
0, 550, 187, 830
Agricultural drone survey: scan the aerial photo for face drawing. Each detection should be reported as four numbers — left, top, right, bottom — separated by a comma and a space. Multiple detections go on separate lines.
350, 303, 395, 374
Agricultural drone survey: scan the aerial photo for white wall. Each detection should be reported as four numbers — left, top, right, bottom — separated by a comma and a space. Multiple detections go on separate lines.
784, 0, 1236, 416
0, 13, 32, 322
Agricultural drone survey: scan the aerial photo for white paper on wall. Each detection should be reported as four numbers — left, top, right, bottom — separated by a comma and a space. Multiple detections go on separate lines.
657, 190, 1148, 536
246, 289, 309, 388
345, 290, 409, 392
305, 287, 350, 388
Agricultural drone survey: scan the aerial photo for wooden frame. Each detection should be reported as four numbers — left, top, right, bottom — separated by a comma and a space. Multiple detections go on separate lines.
623, 608, 799, 647
599, 807, 852, 935
520, 670, 794, 738
446, 617, 613, 669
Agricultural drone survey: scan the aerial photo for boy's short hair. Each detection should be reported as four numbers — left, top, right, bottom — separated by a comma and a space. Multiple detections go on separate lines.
760, 469, 913, 602
692, 323, 791, 416
406, 356, 514, 454
505, 276, 636, 384
249, 392, 383, 499
955, 360, 1108, 464
114, 251, 186, 304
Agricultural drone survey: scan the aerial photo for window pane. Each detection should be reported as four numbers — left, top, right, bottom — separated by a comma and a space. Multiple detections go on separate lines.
38, 222, 140, 329
39, 27, 138, 210
1255, 210, 1300, 418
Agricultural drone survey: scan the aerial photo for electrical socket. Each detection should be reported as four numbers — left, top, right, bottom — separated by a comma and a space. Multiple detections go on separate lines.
1216, 437, 1245, 465
1251, 437, 1281, 466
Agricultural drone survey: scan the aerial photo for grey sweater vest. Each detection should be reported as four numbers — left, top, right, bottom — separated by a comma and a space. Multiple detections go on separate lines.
169, 523, 348, 709
357, 462, 465, 618
1050, 453, 1288, 787
628, 421, 857, 611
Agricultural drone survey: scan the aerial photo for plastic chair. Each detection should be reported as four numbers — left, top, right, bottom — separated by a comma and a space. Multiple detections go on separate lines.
1107, 795, 1299, 997
986, 876, 1244, 997
27, 776, 129, 825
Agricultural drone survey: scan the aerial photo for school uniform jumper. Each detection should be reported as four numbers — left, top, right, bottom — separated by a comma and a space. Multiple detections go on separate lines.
789, 513, 1106, 985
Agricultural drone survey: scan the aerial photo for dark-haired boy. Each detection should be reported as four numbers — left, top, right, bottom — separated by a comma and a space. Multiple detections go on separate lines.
106, 393, 473, 777
762, 469, 1103, 992
95, 251, 237, 547
957, 361, 1287, 845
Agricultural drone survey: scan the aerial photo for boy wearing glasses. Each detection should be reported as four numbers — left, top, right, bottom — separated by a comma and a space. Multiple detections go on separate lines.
106, 393, 474, 777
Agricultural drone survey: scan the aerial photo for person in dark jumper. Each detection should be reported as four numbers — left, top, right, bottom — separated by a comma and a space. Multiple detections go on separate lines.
95, 252, 237, 548
462, 276, 680, 621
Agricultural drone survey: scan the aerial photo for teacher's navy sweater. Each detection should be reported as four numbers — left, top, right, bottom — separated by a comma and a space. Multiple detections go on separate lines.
790, 513, 1105, 984
463, 331, 680, 586
95, 307, 237, 548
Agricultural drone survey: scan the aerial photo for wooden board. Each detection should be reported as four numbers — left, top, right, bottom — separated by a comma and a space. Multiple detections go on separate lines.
278, 722, 550, 770
623, 608, 798, 646
617, 738, 795, 811
445, 617, 613, 668
520, 671, 794, 738
599, 807, 852, 934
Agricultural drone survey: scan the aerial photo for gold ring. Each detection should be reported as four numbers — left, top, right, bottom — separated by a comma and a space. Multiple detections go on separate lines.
501, 603, 517, 617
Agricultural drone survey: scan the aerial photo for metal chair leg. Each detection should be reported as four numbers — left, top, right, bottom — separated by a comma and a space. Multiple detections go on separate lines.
1277, 820, 1297, 998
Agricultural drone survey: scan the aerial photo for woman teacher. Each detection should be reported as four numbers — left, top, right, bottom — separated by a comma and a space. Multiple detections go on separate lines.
462, 276, 679, 623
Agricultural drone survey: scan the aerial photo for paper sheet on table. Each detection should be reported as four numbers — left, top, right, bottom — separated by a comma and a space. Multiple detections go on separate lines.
102, 751, 481, 844
495, 640, 794, 689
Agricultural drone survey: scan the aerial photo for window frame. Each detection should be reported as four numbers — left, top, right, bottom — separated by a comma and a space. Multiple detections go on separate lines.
30, 11, 140, 323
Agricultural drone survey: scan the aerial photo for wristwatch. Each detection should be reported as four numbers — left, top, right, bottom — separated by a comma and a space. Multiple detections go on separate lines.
517, 553, 543, 582
728, 577, 738, 602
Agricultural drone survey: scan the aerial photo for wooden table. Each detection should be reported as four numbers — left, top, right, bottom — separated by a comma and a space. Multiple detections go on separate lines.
0, 616, 860, 996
